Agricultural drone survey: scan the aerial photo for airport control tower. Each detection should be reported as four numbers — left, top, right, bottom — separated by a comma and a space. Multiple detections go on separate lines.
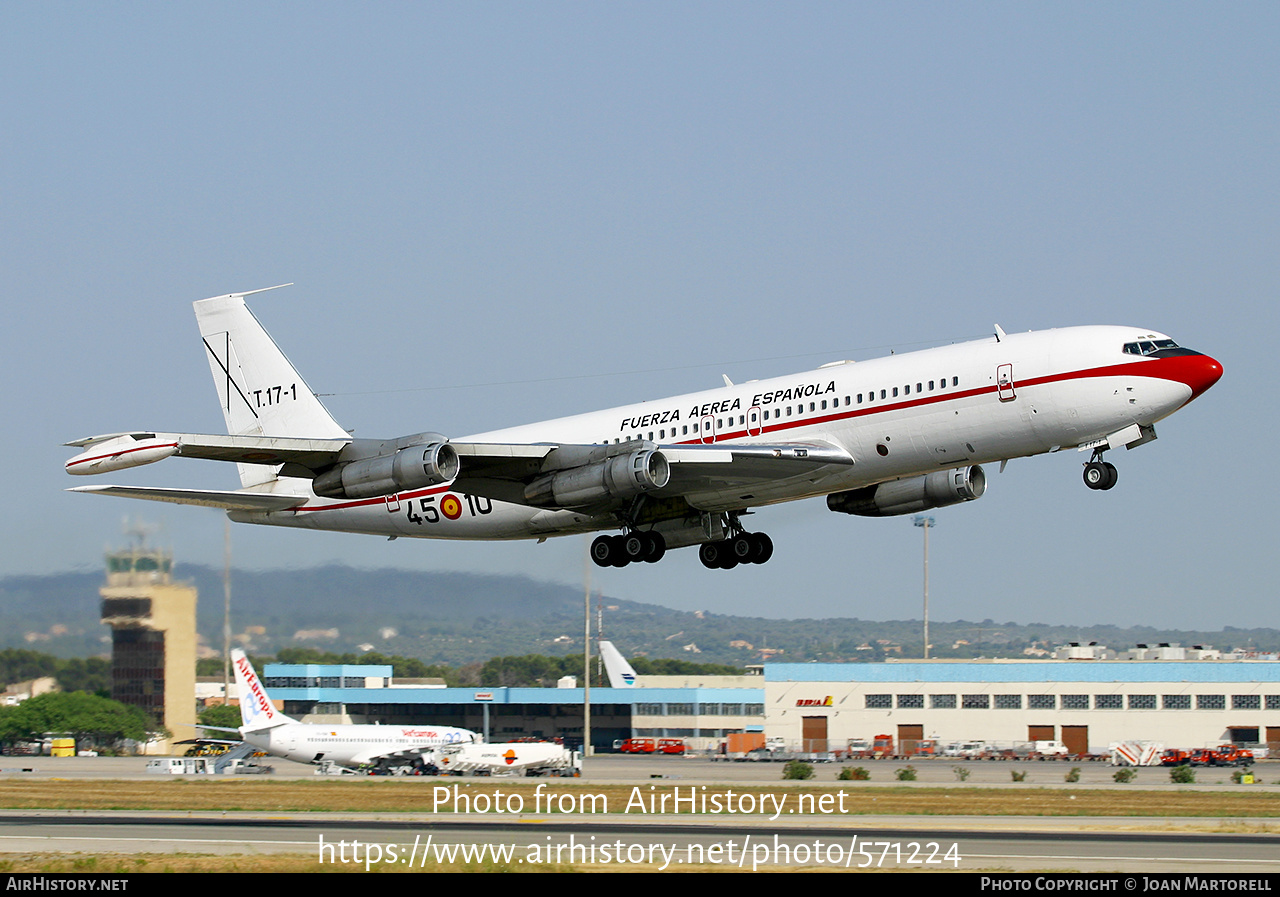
99, 528, 196, 753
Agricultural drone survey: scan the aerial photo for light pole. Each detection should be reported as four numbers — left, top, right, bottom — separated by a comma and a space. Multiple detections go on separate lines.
913, 516, 935, 659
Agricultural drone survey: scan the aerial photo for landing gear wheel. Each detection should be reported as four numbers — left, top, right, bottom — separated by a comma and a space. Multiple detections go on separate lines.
1101, 461, 1118, 490
750, 532, 774, 564
1083, 461, 1109, 490
730, 534, 755, 562
622, 533, 647, 563
590, 535, 614, 568
698, 541, 723, 569
642, 531, 666, 563
609, 535, 629, 567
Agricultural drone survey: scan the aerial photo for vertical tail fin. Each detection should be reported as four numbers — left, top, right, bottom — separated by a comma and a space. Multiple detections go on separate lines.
232, 649, 294, 732
195, 286, 348, 487
599, 641, 637, 688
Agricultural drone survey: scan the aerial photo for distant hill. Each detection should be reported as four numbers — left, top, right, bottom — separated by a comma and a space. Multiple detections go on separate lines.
3, 565, 1277, 665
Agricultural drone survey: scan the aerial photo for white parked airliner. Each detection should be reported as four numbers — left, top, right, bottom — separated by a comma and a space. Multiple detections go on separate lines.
66, 286, 1222, 568
224, 648, 475, 771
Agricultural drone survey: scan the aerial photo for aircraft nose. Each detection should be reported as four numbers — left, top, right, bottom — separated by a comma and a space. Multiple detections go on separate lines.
1185, 353, 1223, 401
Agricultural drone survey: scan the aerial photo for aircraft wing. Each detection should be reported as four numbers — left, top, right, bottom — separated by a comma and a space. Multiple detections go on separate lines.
450, 439, 855, 509
67, 485, 309, 511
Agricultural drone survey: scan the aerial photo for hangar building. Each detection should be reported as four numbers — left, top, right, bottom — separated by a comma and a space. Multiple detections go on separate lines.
764, 660, 1280, 754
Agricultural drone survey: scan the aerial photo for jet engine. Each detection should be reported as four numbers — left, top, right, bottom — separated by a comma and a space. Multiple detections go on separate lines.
524, 449, 670, 508
827, 465, 986, 517
312, 442, 460, 499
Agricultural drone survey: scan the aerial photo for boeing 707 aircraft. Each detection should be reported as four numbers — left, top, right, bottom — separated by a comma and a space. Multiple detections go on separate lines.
66, 286, 1222, 569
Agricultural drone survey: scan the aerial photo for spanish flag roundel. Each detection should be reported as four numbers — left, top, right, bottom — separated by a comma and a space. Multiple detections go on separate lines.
440, 494, 463, 520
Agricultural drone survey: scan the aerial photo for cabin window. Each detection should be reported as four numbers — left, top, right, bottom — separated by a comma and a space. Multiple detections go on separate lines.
929, 380, 935, 390
892, 387, 899, 397
880, 389, 886, 400
904, 384, 910, 395
917, 382, 923, 392
952, 376, 959, 386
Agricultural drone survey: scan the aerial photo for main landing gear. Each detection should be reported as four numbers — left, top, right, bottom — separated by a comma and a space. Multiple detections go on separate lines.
589, 518, 776, 569
590, 531, 666, 568
1082, 451, 1118, 491
698, 532, 773, 569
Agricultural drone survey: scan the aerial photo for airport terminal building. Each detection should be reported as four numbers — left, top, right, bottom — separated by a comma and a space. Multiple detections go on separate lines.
259, 663, 763, 752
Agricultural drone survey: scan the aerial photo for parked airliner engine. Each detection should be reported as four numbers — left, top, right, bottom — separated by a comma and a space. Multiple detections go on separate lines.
524, 449, 670, 508
826, 465, 986, 517
312, 441, 459, 499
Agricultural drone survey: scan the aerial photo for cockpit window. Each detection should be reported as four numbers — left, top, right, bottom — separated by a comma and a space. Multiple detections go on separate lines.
1122, 338, 1200, 359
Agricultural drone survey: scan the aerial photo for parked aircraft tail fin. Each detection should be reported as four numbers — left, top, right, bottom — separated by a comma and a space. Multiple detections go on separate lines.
232, 648, 295, 732
599, 640, 637, 688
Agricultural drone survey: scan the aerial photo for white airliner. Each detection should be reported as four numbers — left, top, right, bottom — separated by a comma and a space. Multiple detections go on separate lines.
66, 286, 1222, 568
225, 648, 476, 771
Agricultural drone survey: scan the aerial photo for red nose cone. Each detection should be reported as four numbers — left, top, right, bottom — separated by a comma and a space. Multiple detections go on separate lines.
1186, 355, 1223, 401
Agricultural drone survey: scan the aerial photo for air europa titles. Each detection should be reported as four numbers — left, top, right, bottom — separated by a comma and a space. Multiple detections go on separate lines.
618, 380, 837, 433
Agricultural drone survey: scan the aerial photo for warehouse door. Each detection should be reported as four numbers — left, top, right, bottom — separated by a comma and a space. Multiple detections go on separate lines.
898, 724, 923, 756
801, 716, 828, 753
1028, 725, 1054, 742
1061, 725, 1088, 756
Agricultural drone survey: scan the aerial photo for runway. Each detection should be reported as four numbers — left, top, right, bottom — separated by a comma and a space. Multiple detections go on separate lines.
2, 810, 1278, 872
3, 755, 1278, 872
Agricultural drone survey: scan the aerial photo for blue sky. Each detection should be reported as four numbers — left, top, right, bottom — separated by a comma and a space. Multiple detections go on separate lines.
4, 3, 1276, 628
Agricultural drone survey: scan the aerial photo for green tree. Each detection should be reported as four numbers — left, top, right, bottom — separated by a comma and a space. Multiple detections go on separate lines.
198, 704, 242, 732
0, 692, 155, 751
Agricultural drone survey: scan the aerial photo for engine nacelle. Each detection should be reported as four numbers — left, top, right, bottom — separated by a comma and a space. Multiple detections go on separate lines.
312, 442, 460, 499
524, 449, 670, 508
827, 465, 986, 517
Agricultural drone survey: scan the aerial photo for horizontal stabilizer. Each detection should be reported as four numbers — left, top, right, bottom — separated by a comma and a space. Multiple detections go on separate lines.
67, 485, 306, 511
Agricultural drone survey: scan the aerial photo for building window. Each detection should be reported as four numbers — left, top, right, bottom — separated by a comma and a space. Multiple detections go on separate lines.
1095, 695, 1123, 710
1163, 694, 1191, 709
897, 694, 924, 709
1061, 694, 1088, 710
1028, 694, 1056, 710
1267, 696, 1280, 711
994, 694, 1021, 710
667, 703, 693, 715
744, 704, 764, 715
1128, 694, 1157, 710
698, 703, 722, 716
930, 694, 957, 709
865, 694, 892, 709
1233, 695, 1262, 711
1197, 695, 1226, 710
635, 703, 663, 716
962, 694, 990, 709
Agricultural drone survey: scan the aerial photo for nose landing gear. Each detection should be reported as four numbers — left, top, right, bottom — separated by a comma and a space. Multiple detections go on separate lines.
1083, 452, 1118, 491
